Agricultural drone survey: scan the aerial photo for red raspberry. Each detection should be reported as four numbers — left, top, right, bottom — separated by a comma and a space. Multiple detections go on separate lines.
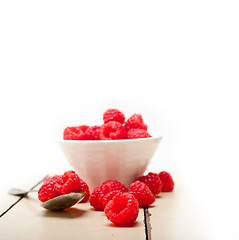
103, 109, 125, 124
125, 114, 147, 131
90, 180, 128, 210
63, 126, 85, 140
38, 175, 64, 202
99, 121, 127, 140
104, 192, 139, 225
129, 181, 155, 207
102, 179, 115, 185
78, 125, 89, 132
61, 170, 90, 203
89, 184, 112, 211
38, 171, 90, 203
126, 129, 151, 139
85, 126, 101, 140
136, 172, 163, 195
158, 171, 174, 192
102, 190, 123, 209
76, 180, 90, 203
43, 175, 62, 184
102, 179, 128, 193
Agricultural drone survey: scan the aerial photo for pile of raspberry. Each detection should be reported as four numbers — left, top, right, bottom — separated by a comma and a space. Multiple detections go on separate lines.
38, 170, 90, 203
38, 170, 174, 226
63, 109, 152, 140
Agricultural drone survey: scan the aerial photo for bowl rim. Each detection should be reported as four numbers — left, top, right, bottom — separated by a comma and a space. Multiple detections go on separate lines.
58, 136, 162, 144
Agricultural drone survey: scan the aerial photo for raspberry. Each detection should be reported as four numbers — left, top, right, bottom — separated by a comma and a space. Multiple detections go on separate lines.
38, 170, 90, 203
102, 179, 115, 185
136, 172, 163, 195
129, 181, 155, 207
78, 125, 89, 132
125, 114, 147, 131
89, 184, 112, 211
63, 126, 86, 140
102, 179, 128, 193
99, 121, 127, 140
85, 126, 101, 140
38, 175, 64, 202
104, 192, 139, 225
43, 175, 62, 184
76, 180, 90, 202
158, 171, 174, 192
90, 180, 128, 210
103, 109, 125, 124
126, 129, 151, 139
102, 190, 123, 209
61, 170, 90, 203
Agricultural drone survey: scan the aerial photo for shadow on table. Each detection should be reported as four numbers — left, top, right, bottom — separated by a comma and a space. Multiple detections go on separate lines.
105, 221, 140, 228
41, 207, 87, 218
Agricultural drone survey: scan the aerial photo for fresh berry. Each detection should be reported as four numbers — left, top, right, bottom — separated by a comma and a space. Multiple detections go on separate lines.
43, 175, 62, 184
102, 179, 128, 193
63, 126, 86, 140
158, 171, 174, 192
61, 170, 90, 203
90, 180, 128, 210
103, 109, 125, 124
89, 184, 112, 210
136, 172, 163, 195
126, 129, 151, 139
129, 181, 155, 207
125, 114, 147, 131
104, 192, 139, 225
78, 125, 89, 132
76, 180, 90, 202
85, 126, 101, 140
99, 121, 127, 140
38, 170, 90, 203
38, 175, 64, 202
102, 190, 123, 209
102, 179, 115, 185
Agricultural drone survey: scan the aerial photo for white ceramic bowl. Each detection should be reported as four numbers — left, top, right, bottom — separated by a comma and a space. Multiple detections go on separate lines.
58, 136, 162, 191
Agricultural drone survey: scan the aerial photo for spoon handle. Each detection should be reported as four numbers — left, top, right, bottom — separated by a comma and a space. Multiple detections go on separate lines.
8, 188, 38, 196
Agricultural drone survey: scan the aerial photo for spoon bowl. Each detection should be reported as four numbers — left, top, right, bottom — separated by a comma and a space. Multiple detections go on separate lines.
41, 192, 86, 211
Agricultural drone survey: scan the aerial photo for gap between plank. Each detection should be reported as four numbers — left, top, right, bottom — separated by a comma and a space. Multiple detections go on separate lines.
0, 174, 49, 218
144, 207, 152, 240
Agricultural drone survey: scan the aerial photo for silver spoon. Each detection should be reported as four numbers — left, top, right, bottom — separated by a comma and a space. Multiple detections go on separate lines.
41, 192, 86, 211
9, 188, 86, 211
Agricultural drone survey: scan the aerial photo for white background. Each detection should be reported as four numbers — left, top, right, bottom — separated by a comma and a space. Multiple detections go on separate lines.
0, 1, 239, 239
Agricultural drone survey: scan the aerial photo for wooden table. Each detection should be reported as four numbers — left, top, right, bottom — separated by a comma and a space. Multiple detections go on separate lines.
0, 173, 208, 240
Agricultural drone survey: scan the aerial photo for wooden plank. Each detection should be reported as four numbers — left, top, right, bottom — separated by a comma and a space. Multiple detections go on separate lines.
0, 174, 48, 217
149, 190, 207, 239
0, 185, 146, 240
